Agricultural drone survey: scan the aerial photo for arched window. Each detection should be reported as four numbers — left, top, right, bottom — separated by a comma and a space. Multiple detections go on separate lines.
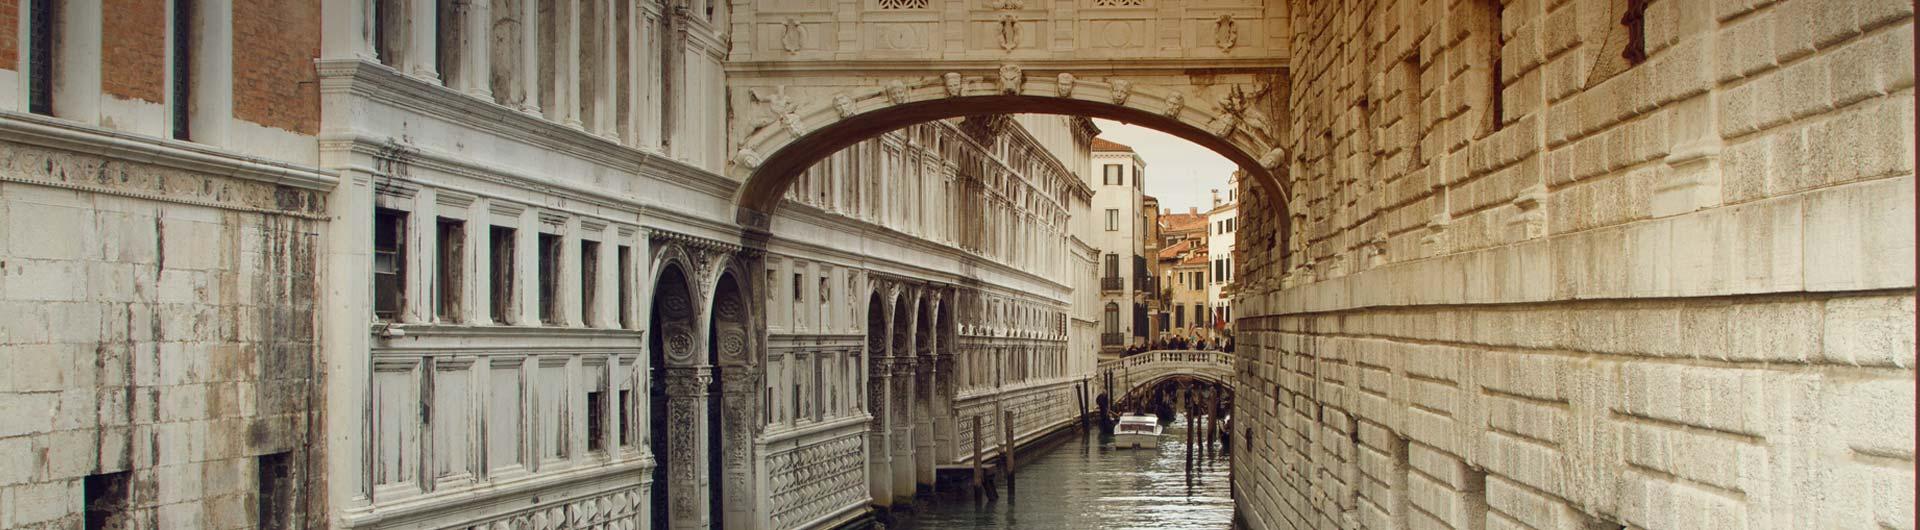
1103, 303, 1120, 334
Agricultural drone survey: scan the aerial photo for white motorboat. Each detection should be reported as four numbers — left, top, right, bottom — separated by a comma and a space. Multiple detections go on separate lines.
1113, 415, 1163, 449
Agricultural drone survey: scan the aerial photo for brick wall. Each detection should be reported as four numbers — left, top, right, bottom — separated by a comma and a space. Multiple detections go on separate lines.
101, 0, 165, 103
0, 0, 17, 71
0, 140, 326, 529
1232, 0, 1915, 529
233, 0, 320, 135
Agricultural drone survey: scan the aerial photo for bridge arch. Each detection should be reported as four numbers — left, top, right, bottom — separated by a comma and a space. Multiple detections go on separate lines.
727, 74, 1291, 228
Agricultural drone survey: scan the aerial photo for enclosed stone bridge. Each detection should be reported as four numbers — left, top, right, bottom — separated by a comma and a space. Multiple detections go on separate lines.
1096, 350, 1235, 411
719, 0, 1295, 229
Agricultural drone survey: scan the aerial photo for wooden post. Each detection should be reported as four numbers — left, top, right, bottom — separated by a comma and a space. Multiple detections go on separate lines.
1185, 394, 1195, 487
1207, 389, 1218, 462
971, 415, 984, 500
1002, 410, 1017, 496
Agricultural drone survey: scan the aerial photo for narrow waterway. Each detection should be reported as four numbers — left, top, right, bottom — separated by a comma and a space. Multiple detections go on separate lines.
894, 415, 1234, 529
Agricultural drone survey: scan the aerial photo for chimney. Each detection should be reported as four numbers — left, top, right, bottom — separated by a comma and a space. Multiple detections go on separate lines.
1211, 189, 1221, 207
1188, 207, 1197, 215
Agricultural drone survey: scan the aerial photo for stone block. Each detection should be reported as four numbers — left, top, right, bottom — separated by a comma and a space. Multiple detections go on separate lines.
1717, 12, 1778, 82
6, 480, 79, 527
1822, 295, 1917, 368
1728, 299, 1812, 362
7, 202, 94, 261
1801, 176, 1916, 291
1829, 25, 1915, 107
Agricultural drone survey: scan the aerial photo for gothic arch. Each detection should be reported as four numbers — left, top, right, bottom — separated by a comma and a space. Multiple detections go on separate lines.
728, 72, 1292, 228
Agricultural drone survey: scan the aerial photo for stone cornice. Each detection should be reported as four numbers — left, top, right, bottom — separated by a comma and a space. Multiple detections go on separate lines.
0, 111, 337, 191
318, 59, 737, 204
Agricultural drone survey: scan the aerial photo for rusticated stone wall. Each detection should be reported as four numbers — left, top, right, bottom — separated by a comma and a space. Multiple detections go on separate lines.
1232, 1, 1914, 529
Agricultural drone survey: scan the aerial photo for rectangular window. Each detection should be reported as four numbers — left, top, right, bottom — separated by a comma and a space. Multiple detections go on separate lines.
373, 209, 408, 321
1103, 254, 1118, 278
85, 471, 133, 530
1103, 164, 1122, 186
489, 226, 516, 324
256, 452, 293, 530
617, 245, 633, 329
538, 233, 561, 325
171, 0, 193, 140
28, 0, 55, 116
1105, 209, 1119, 231
586, 389, 605, 452
1175, 306, 1185, 328
436, 218, 465, 322
580, 239, 600, 326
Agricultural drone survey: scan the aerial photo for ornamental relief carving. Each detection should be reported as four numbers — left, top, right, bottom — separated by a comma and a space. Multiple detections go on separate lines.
458, 487, 645, 530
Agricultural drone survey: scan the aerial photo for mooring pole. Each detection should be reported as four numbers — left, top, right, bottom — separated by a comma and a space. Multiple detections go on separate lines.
971, 415, 984, 501
1207, 389, 1219, 462
1002, 410, 1017, 497
1185, 394, 1196, 487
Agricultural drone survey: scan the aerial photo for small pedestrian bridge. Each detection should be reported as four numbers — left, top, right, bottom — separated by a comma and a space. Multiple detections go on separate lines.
1096, 350, 1235, 413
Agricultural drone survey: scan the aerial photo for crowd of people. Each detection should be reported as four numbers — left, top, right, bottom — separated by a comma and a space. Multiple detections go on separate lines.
1121, 335, 1234, 357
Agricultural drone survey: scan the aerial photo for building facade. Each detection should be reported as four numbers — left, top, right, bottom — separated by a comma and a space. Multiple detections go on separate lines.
1089, 138, 1146, 355
0, 1, 1910, 530
0, 2, 1105, 529
1204, 172, 1239, 341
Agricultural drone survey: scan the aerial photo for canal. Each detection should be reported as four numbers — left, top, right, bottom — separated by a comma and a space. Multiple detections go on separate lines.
893, 415, 1234, 529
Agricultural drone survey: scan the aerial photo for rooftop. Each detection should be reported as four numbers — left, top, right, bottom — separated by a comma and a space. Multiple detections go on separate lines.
1091, 137, 1135, 152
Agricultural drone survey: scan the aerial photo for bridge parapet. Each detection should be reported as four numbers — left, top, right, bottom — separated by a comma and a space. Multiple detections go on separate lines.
1097, 350, 1234, 400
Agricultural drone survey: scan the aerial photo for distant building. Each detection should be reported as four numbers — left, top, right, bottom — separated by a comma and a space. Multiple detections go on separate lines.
1091, 138, 1146, 355
1205, 172, 1241, 340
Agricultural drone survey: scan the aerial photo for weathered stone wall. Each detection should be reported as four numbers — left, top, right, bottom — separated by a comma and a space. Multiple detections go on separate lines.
0, 139, 326, 529
1232, 1, 1915, 529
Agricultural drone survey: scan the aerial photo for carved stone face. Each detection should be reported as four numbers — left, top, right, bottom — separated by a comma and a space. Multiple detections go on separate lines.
944, 73, 964, 97
885, 80, 909, 105
833, 94, 855, 117
998, 65, 1023, 95
1111, 79, 1133, 105
1056, 73, 1076, 97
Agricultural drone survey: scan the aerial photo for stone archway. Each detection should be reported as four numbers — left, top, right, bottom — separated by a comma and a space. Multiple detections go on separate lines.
648, 263, 703, 530
730, 87, 1290, 230
707, 269, 756, 530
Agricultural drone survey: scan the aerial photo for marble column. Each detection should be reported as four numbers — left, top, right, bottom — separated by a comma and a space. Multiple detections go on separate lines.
913, 350, 936, 490
663, 366, 713, 530
866, 357, 893, 506
890, 357, 916, 502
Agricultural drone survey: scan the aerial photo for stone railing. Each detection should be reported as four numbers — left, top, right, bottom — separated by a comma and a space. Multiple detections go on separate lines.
1096, 350, 1235, 397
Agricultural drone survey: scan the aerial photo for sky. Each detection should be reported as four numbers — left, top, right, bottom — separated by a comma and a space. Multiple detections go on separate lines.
1092, 118, 1235, 216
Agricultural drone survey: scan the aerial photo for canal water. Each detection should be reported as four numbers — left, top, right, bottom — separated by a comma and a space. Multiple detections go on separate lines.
894, 415, 1234, 529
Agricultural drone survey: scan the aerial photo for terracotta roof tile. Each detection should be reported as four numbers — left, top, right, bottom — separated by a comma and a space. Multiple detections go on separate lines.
1092, 137, 1135, 152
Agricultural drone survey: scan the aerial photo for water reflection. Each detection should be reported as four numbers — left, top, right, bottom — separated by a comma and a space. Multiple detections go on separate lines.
894, 415, 1233, 529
